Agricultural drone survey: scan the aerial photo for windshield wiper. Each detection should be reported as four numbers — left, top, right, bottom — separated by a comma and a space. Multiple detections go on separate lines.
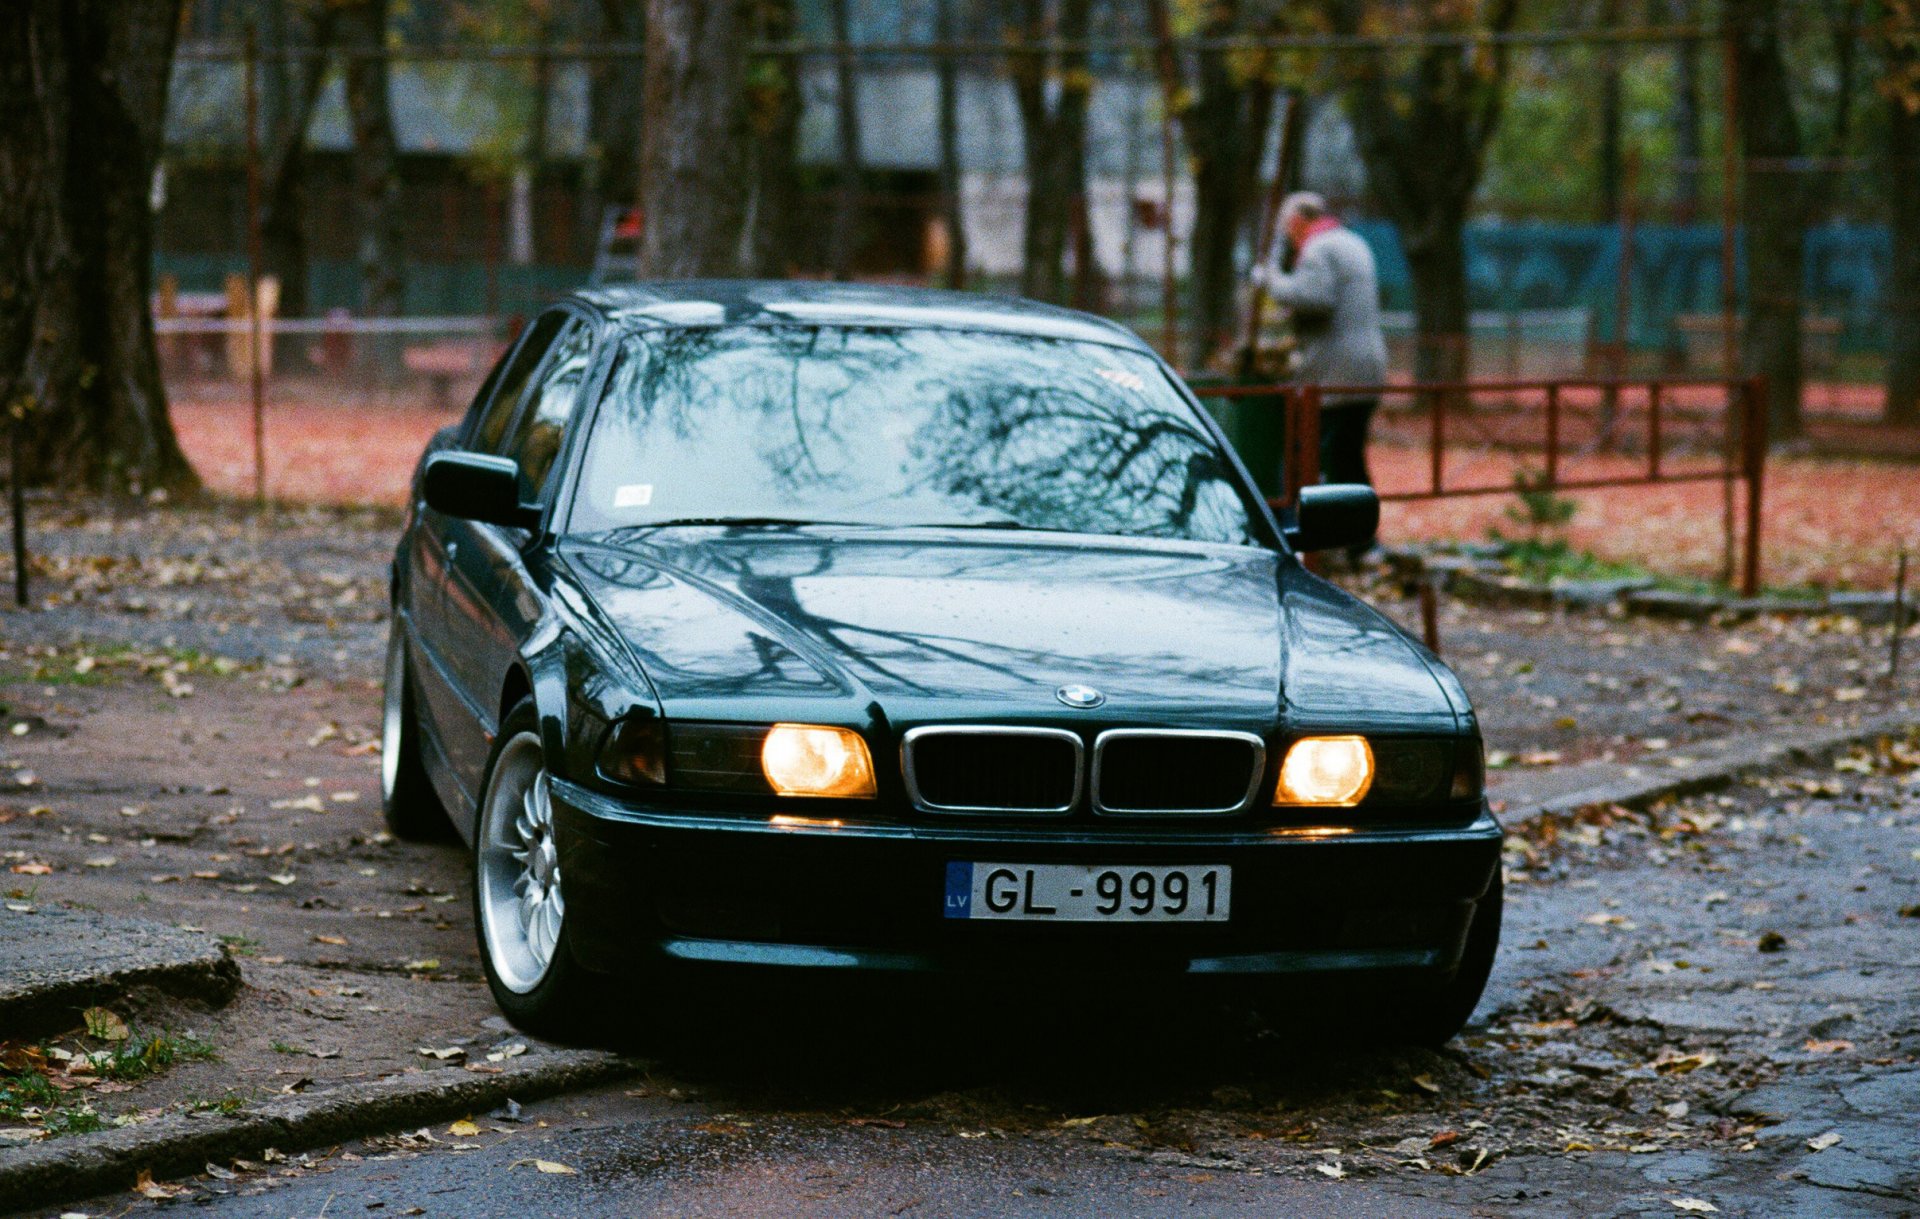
898, 518, 1038, 531
634, 516, 855, 529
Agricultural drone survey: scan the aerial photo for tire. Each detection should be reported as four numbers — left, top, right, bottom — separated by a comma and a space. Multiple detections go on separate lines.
471, 699, 598, 1041
381, 624, 451, 841
1380, 867, 1504, 1047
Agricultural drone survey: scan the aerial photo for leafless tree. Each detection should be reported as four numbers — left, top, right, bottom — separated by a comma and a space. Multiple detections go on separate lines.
338, 0, 405, 316
638, 0, 751, 275
1727, 0, 1863, 440
1, 0, 196, 492
1326, 0, 1521, 389
1012, 0, 1094, 304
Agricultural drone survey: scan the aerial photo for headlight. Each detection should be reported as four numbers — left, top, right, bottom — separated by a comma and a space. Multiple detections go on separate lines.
761, 724, 877, 798
1275, 735, 1374, 807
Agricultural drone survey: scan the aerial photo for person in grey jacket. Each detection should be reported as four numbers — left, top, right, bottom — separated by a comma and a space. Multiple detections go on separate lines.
1250, 193, 1388, 547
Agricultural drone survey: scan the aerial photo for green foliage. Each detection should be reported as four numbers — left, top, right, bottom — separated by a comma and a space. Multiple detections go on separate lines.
96, 1030, 218, 1082
1505, 468, 1579, 531
1488, 534, 1648, 584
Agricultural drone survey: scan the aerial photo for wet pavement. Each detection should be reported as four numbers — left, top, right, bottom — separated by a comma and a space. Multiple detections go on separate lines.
32, 744, 1918, 1218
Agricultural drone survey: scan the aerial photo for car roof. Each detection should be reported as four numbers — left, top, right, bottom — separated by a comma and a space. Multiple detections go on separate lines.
570, 280, 1155, 353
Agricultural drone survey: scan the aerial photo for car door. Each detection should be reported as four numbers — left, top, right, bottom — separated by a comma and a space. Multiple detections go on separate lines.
409, 311, 569, 800
438, 312, 599, 793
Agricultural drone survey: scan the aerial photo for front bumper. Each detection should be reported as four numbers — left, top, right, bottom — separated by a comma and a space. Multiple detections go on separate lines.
552, 778, 1502, 981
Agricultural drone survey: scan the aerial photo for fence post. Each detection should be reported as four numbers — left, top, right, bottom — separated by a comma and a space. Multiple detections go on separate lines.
1292, 385, 1322, 506
1428, 382, 1444, 496
10, 412, 25, 609
244, 23, 268, 506
1544, 382, 1560, 489
1741, 376, 1766, 597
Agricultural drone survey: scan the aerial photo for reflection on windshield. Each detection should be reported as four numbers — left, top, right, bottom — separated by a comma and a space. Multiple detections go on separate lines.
569, 326, 1256, 545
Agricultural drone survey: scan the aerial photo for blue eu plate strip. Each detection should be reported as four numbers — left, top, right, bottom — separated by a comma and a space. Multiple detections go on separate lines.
943, 861, 972, 919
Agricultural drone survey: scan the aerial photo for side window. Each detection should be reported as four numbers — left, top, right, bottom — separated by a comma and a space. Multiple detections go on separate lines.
471, 313, 565, 453
500, 317, 595, 500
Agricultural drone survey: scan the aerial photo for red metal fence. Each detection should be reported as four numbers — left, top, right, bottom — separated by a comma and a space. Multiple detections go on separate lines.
1192, 377, 1768, 596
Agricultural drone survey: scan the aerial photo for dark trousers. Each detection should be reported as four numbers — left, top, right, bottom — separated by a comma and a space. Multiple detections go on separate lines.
1318, 397, 1377, 488
1318, 397, 1378, 551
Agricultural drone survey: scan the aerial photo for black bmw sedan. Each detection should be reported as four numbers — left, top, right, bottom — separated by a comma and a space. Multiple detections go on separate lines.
384, 281, 1501, 1043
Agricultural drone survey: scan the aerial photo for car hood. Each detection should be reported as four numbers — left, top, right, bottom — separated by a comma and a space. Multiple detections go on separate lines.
559, 528, 1456, 733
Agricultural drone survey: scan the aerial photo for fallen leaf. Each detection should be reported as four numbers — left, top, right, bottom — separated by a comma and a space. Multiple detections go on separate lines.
83, 1007, 130, 1042
448, 1119, 480, 1137
1313, 1162, 1346, 1179
1410, 1074, 1442, 1095
1833, 687, 1867, 702
1429, 1129, 1461, 1148
1803, 1039, 1853, 1055
9, 863, 51, 876
311, 934, 348, 946
508, 1158, 578, 1175
1807, 1131, 1843, 1151
485, 1043, 528, 1063
418, 1046, 466, 1060
1649, 1049, 1718, 1075
1670, 1199, 1718, 1213
132, 1169, 187, 1199
268, 873, 297, 886
405, 958, 440, 972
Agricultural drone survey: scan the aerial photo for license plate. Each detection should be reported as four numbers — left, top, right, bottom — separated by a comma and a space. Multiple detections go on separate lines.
943, 862, 1231, 922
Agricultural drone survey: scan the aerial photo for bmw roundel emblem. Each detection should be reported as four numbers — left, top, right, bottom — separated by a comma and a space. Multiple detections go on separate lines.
1055, 684, 1106, 710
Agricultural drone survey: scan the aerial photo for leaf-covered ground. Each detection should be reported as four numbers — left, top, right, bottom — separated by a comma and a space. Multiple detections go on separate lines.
162, 390, 1920, 589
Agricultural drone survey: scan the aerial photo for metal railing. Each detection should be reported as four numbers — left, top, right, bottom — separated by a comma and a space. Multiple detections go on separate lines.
1192, 377, 1768, 596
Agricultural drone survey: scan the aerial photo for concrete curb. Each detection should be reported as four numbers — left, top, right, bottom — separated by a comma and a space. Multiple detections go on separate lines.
1383, 545, 1912, 625
0, 909, 242, 1040
1498, 711, 1920, 826
0, 1047, 640, 1214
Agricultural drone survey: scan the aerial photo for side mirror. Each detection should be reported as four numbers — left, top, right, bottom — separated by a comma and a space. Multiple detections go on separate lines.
423, 452, 539, 529
1286, 484, 1378, 553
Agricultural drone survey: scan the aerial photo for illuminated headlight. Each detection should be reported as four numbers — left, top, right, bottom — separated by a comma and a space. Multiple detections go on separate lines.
760, 724, 877, 798
1274, 735, 1374, 807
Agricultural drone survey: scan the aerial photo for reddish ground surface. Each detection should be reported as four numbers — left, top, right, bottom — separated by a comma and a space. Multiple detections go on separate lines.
169, 384, 1920, 591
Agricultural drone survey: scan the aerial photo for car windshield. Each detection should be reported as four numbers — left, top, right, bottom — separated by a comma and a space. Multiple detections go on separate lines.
568, 326, 1258, 545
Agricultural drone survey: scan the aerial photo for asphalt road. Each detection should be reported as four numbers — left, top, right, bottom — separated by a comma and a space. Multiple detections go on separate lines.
51, 750, 1919, 1219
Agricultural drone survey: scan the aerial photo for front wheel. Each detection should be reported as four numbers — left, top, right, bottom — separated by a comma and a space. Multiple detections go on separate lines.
473, 700, 596, 1040
1378, 869, 1503, 1047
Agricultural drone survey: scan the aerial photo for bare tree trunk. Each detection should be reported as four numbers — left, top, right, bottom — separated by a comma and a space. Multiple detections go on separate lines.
3, 0, 196, 493
639, 0, 748, 277
589, 0, 646, 215
1597, 0, 1623, 221
1667, 3, 1703, 221
1730, 0, 1805, 440
1328, 0, 1520, 390
827, 0, 862, 280
935, 0, 967, 288
1887, 89, 1920, 425
260, 5, 337, 319
742, 0, 802, 277
1147, 0, 1277, 369
1407, 221, 1471, 385
340, 0, 403, 317
1011, 0, 1092, 304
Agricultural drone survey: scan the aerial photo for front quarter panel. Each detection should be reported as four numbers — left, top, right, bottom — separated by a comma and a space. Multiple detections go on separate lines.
1278, 565, 1463, 737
